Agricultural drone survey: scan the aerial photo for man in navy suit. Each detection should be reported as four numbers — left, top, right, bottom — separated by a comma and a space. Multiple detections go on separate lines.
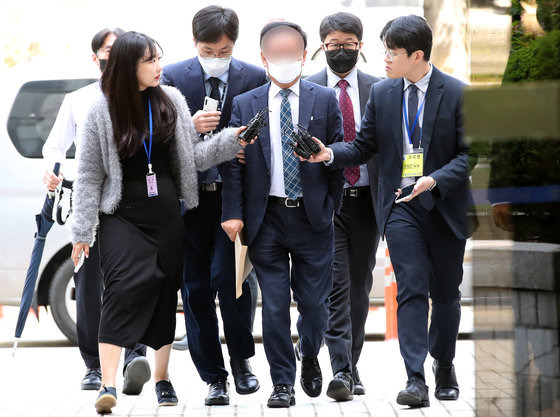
221, 21, 344, 408
305, 12, 381, 402
306, 15, 470, 408
161, 5, 267, 406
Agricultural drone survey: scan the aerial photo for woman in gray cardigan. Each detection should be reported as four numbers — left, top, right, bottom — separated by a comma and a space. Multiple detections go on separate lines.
70, 32, 254, 414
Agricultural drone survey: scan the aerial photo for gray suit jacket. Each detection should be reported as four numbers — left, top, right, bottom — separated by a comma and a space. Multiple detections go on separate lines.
306, 68, 381, 205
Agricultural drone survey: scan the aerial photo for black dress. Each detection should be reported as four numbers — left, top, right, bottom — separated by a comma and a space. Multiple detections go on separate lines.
97, 134, 183, 351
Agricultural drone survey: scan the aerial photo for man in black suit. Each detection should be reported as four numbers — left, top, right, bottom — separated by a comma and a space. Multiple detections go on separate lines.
161, 5, 267, 406
305, 12, 380, 402
221, 22, 344, 408
306, 15, 470, 408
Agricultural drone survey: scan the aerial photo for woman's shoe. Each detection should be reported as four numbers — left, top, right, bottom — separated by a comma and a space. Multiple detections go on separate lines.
155, 380, 178, 406
95, 385, 117, 414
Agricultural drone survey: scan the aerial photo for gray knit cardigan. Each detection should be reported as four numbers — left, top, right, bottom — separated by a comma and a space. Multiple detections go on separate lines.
70, 85, 241, 245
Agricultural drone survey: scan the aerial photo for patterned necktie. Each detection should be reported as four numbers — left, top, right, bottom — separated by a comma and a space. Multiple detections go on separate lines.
407, 84, 421, 148
203, 77, 222, 184
338, 79, 360, 186
279, 89, 301, 199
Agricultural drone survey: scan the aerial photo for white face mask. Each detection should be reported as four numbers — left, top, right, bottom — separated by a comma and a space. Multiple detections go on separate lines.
198, 55, 232, 77
266, 59, 303, 84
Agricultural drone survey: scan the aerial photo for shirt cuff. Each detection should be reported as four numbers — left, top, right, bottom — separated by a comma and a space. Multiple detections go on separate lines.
323, 147, 334, 166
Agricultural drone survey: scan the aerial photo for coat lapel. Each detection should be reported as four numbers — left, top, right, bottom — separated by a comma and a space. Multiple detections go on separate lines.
220, 58, 246, 128
298, 80, 316, 129
182, 58, 206, 112
357, 70, 374, 115
252, 84, 272, 170
388, 78, 404, 160
421, 66, 444, 159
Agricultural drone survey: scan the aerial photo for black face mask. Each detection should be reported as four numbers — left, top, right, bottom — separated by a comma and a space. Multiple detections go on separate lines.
99, 59, 108, 72
325, 49, 359, 75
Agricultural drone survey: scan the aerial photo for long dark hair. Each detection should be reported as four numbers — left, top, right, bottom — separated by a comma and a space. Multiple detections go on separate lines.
101, 31, 177, 158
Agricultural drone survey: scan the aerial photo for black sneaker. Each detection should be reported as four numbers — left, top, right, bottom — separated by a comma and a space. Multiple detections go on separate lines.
327, 371, 354, 401
95, 385, 117, 414
82, 368, 102, 390
122, 356, 151, 395
267, 384, 296, 408
155, 380, 178, 406
352, 367, 366, 395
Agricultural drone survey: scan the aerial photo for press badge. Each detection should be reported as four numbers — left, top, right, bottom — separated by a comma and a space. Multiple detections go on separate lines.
146, 171, 158, 197
402, 147, 424, 178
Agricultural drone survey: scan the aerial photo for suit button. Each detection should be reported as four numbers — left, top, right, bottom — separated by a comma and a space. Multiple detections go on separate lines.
263, 196, 268, 201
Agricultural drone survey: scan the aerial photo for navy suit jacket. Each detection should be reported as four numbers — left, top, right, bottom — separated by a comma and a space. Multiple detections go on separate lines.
221, 79, 345, 246
306, 68, 381, 204
329, 66, 471, 240
161, 57, 268, 182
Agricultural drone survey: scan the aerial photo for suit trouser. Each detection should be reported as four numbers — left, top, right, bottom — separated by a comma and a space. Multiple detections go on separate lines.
74, 243, 146, 370
325, 193, 380, 375
249, 202, 334, 386
182, 188, 255, 384
385, 197, 465, 379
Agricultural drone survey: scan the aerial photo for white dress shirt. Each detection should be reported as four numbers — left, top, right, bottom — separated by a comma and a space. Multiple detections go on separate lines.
400, 63, 433, 188
327, 66, 369, 188
42, 81, 102, 171
268, 80, 300, 198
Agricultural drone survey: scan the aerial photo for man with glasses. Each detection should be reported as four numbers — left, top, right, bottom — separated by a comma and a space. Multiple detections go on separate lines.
305, 15, 470, 408
161, 5, 267, 406
43, 28, 151, 395
305, 12, 380, 402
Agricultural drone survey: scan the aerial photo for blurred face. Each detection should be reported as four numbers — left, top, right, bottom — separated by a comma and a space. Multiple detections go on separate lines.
195, 34, 235, 58
137, 47, 163, 91
93, 33, 117, 71
383, 42, 424, 79
261, 29, 307, 87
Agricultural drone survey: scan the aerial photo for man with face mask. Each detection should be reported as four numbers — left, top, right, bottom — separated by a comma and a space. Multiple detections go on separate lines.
42, 28, 151, 395
221, 21, 344, 408
305, 12, 381, 402
161, 5, 267, 406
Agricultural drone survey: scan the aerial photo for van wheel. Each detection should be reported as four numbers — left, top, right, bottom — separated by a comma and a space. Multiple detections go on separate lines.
48, 258, 77, 344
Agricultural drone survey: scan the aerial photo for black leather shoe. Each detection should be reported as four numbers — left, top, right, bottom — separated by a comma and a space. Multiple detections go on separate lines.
155, 380, 178, 406
300, 356, 322, 397
122, 356, 151, 395
267, 384, 296, 408
326, 371, 354, 401
352, 367, 365, 395
396, 376, 430, 408
433, 361, 460, 401
81, 368, 102, 390
205, 378, 230, 406
230, 358, 260, 394
95, 385, 117, 414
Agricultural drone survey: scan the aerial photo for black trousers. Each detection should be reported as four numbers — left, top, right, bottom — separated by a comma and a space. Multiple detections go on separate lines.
385, 197, 465, 379
182, 188, 255, 384
325, 193, 380, 375
249, 202, 334, 385
74, 243, 146, 369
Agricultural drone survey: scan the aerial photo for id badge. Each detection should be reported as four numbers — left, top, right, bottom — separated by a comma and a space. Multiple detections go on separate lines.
146, 173, 158, 197
402, 147, 423, 178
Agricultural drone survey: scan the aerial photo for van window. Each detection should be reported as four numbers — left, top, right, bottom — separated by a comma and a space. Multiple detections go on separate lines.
7, 79, 96, 158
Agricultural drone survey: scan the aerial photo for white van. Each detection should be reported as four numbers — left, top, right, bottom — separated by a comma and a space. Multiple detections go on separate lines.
0, 73, 96, 343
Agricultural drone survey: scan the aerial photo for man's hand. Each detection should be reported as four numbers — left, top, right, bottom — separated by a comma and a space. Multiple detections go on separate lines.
235, 126, 258, 147
71, 242, 90, 267
295, 137, 332, 163
221, 219, 244, 242
44, 169, 63, 192
394, 176, 436, 200
492, 203, 513, 232
236, 148, 246, 165
192, 110, 221, 134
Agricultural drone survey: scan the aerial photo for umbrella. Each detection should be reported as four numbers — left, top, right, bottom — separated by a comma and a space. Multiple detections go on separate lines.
13, 162, 61, 355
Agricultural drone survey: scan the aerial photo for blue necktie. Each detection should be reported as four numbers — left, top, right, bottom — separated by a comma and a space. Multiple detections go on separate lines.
279, 89, 301, 199
202, 78, 222, 184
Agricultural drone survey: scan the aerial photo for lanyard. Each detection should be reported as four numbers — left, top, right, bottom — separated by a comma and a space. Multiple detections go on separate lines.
403, 91, 426, 148
143, 99, 153, 174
